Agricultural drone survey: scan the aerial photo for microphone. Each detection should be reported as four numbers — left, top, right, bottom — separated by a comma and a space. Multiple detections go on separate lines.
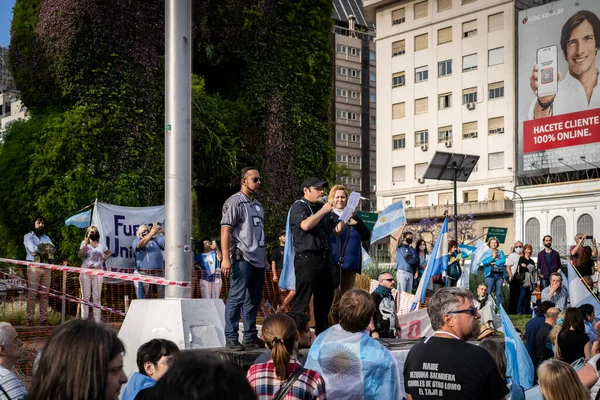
318, 196, 328, 204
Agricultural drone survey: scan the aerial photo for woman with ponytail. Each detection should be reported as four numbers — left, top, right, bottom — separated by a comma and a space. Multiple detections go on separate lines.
247, 314, 326, 399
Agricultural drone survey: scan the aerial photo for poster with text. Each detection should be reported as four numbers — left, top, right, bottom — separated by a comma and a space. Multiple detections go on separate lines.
518, 0, 600, 175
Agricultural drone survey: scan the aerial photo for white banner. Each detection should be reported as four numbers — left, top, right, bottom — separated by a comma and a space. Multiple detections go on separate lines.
91, 201, 165, 269
396, 308, 432, 340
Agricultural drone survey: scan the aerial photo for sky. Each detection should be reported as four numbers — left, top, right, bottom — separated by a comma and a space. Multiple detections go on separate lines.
0, 0, 16, 47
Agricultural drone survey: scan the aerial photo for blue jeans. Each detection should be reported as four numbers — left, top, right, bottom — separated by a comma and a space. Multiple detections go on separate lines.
484, 272, 504, 307
136, 269, 165, 299
396, 270, 413, 294
517, 284, 532, 315
224, 259, 265, 342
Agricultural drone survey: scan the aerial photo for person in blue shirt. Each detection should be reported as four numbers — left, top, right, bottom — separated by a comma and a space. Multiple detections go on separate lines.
194, 237, 223, 299
394, 223, 419, 294
132, 224, 165, 299
482, 237, 507, 307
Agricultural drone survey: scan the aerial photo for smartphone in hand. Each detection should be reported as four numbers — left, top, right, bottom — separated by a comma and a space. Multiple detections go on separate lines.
537, 45, 558, 98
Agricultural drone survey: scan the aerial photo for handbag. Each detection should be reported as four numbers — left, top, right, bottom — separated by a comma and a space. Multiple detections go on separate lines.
273, 367, 306, 400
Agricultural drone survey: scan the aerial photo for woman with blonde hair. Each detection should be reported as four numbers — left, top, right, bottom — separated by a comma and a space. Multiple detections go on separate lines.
247, 314, 326, 399
538, 359, 589, 400
77, 225, 112, 322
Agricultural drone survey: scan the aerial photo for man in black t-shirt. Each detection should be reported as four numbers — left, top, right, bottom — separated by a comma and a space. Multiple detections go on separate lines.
270, 230, 285, 282
403, 287, 509, 400
289, 177, 347, 335
534, 306, 559, 369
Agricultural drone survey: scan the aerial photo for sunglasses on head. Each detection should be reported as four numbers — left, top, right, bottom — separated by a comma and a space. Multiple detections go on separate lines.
447, 307, 477, 317
249, 177, 263, 183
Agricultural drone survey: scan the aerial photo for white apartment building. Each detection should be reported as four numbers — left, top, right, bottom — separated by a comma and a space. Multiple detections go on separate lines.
365, 0, 518, 247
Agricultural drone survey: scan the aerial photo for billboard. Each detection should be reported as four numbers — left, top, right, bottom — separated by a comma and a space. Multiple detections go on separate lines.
518, 1, 600, 175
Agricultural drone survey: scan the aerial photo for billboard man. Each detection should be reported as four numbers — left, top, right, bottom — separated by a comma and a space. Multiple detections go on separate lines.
529, 10, 600, 120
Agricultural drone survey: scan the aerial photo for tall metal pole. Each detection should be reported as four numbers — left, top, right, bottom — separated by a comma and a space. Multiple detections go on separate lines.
164, 0, 192, 299
453, 165, 458, 242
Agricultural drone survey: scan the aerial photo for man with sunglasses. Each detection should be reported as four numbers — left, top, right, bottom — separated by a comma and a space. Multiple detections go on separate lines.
369, 273, 399, 339
221, 167, 268, 351
403, 287, 509, 400
505, 241, 524, 314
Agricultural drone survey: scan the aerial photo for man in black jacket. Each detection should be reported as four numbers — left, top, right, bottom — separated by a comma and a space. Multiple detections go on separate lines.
369, 272, 399, 339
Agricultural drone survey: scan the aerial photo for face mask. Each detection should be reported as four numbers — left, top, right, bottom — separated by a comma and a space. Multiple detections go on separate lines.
419, 245, 426, 250
89, 233, 100, 241
544, 242, 552, 248
405, 238, 413, 245
515, 246, 523, 254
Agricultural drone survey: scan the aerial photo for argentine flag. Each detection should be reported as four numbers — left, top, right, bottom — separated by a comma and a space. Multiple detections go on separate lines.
278, 207, 297, 291
370, 201, 406, 244
304, 324, 399, 400
567, 260, 600, 315
470, 239, 491, 274
458, 243, 476, 259
65, 209, 92, 228
411, 217, 449, 310
499, 305, 534, 390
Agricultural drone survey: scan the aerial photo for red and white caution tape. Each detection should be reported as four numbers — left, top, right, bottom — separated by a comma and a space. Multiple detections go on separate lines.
1, 272, 126, 316
0, 258, 191, 288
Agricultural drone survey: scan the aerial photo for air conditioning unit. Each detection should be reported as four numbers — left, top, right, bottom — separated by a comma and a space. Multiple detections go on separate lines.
405, 200, 411, 205
466, 102, 476, 110
420, 144, 428, 151
444, 140, 452, 148
418, 178, 425, 184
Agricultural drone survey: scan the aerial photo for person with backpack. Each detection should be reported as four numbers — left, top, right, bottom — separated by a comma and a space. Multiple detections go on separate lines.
446, 240, 462, 287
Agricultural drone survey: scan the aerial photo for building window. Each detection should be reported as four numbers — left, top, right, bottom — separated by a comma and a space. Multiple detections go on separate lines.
438, 192, 452, 205
371, 136, 376, 146
551, 216, 567, 256
489, 81, 504, 99
336, 154, 348, 163
438, 26, 452, 44
414, 1, 428, 19
336, 66, 348, 76
351, 177, 361, 186
463, 121, 478, 139
370, 158, 376, 167
488, 12, 504, 32
336, 88, 348, 97
392, 8, 406, 25
577, 214, 594, 237
488, 47, 504, 66
393, 166, 406, 181
462, 87, 478, 104
370, 115, 376, 124
462, 54, 477, 72
349, 47, 361, 57
415, 130, 429, 146
349, 112, 360, 121
438, 0, 452, 12
415, 195, 428, 207
350, 134, 361, 143
415, 33, 428, 51
350, 69, 361, 79
463, 189, 477, 203
350, 155, 361, 164
370, 50, 376, 61
488, 116, 504, 135
488, 151, 504, 170
462, 0, 477, 4
393, 134, 406, 150
415, 97, 428, 115
415, 66, 429, 83
415, 163, 428, 179
339, 176, 348, 184
370, 72, 376, 82
438, 60, 452, 77
392, 102, 406, 119
526, 218, 540, 253
370, 93, 376, 103
336, 44, 347, 54
336, 110, 347, 119
462, 20, 477, 38
438, 93, 452, 109
392, 40, 406, 57
488, 187, 504, 201
350, 90, 360, 99
392, 71, 406, 88
438, 126, 452, 142
336, 132, 348, 141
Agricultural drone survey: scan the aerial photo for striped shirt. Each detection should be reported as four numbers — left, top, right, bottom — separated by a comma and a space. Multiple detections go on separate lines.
247, 358, 326, 400
0, 365, 27, 400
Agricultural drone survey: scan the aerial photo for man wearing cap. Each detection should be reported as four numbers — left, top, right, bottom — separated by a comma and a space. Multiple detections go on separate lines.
289, 177, 347, 335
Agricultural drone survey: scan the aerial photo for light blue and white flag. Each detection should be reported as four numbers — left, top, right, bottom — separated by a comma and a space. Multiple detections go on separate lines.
470, 239, 491, 274
458, 243, 476, 259
304, 324, 399, 400
370, 201, 406, 244
500, 304, 534, 390
567, 261, 600, 315
411, 218, 449, 310
65, 209, 92, 228
278, 208, 296, 291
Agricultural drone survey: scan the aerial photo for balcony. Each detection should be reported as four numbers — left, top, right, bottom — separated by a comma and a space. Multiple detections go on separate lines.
406, 199, 514, 221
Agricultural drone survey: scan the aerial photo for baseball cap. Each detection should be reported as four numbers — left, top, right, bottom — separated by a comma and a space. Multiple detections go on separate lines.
301, 177, 327, 189
279, 230, 286, 237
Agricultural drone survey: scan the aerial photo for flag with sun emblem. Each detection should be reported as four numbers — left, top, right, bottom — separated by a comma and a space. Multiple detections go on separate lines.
304, 325, 399, 399
370, 201, 406, 244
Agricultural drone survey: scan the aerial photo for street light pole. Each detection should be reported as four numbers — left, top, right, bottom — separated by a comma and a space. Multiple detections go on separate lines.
495, 187, 524, 243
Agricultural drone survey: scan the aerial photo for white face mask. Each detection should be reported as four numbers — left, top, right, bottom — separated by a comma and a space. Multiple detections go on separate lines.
515, 246, 523, 254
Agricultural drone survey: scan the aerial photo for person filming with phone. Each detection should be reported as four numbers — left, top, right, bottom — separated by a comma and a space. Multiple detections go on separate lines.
529, 10, 600, 120
133, 223, 165, 299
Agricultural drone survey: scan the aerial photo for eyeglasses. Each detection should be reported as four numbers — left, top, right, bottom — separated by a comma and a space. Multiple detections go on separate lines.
383, 278, 395, 282
447, 307, 477, 317
250, 177, 263, 184
311, 186, 324, 191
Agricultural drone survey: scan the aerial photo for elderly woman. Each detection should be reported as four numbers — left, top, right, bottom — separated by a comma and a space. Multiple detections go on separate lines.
328, 184, 371, 293
482, 237, 506, 307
